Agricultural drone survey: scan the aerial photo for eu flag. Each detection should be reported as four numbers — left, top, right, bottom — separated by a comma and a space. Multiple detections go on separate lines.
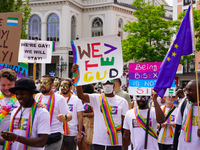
154, 5, 195, 98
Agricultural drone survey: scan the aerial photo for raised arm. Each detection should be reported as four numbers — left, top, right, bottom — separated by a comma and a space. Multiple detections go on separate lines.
152, 92, 165, 124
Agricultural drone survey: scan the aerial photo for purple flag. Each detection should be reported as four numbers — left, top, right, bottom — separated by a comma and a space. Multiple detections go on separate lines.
154, 5, 194, 98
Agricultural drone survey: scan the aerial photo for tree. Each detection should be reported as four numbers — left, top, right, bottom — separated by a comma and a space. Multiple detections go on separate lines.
0, 0, 31, 39
122, 0, 174, 63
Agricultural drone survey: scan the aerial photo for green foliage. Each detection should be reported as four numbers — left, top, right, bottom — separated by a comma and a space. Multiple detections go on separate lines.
0, 0, 31, 39
122, 0, 174, 63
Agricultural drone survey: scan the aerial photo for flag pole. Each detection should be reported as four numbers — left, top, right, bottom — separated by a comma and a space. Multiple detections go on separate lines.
191, 0, 200, 129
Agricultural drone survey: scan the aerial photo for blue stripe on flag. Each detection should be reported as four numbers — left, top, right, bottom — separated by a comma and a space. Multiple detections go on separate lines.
7, 22, 18, 26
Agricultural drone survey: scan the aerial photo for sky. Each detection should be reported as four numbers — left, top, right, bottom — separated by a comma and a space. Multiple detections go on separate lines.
165, 0, 173, 6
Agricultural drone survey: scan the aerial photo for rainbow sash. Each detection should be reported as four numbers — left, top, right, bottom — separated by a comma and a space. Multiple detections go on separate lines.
159, 105, 175, 143
38, 90, 55, 124
181, 102, 199, 142
63, 94, 72, 135
134, 106, 157, 139
3, 100, 37, 150
100, 94, 119, 145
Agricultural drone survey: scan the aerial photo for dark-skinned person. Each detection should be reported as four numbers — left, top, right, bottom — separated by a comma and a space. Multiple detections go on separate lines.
173, 80, 200, 150
72, 64, 129, 150
59, 78, 84, 150
35, 75, 72, 150
122, 92, 166, 150
0, 78, 51, 150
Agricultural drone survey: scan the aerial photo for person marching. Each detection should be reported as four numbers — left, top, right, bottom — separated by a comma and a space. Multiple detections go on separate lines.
0, 69, 20, 149
0, 78, 51, 150
60, 78, 84, 150
72, 64, 129, 150
122, 93, 165, 150
35, 75, 72, 150
158, 96, 177, 150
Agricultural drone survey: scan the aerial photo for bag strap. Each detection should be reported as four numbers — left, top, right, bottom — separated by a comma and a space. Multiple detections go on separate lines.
144, 107, 151, 149
158, 106, 176, 132
181, 99, 187, 118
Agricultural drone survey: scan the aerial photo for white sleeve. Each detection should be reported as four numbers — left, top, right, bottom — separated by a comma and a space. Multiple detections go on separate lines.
175, 103, 183, 125
122, 99, 129, 116
88, 94, 99, 108
76, 98, 84, 112
57, 96, 70, 115
37, 109, 51, 135
123, 111, 130, 130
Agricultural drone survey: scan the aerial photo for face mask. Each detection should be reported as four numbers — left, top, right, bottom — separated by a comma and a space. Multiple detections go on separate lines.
40, 80, 52, 86
103, 84, 113, 94
60, 83, 70, 89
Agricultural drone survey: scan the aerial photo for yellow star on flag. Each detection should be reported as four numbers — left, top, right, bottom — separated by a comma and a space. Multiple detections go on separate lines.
172, 52, 176, 57
174, 44, 179, 49
167, 57, 171, 62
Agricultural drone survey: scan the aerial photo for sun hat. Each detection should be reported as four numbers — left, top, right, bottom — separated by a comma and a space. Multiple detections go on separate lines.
9, 78, 39, 94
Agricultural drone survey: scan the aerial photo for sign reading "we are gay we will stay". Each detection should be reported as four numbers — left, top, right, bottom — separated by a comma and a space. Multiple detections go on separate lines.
128, 62, 176, 96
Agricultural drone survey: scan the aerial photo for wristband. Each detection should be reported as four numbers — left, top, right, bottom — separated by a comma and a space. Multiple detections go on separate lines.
10, 135, 19, 146
65, 114, 68, 121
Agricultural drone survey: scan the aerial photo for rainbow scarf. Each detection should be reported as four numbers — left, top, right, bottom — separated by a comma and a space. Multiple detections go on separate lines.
38, 90, 55, 124
159, 105, 175, 143
134, 106, 157, 139
100, 93, 119, 145
0, 93, 17, 123
63, 94, 72, 135
181, 102, 198, 142
3, 100, 37, 150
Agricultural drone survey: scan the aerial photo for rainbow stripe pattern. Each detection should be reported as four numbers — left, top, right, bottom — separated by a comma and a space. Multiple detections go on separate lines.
134, 107, 157, 139
100, 93, 119, 145
181, 102, 198, 142
106, 125, 122, 134
3, 100, 37, 150
159, 105, 175, 143
63, 95, 72, 135
38, 91, 55, 124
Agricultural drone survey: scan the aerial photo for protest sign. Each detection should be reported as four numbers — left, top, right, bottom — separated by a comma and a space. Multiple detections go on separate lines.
0, 13, 22, 65
128, 62, 176, 96
0, 62, 28, 78
18, 40, 53, 63
71, 35, 123, 86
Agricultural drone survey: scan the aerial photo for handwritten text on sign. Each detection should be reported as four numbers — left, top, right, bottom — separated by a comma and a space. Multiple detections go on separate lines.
0, 13, 22, 65
128, 62, 176, 96
18, 40, 53, 63
71, 35, 123, 86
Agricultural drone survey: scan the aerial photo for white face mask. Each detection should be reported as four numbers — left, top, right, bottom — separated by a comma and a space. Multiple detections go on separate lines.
103, 84, 114, 94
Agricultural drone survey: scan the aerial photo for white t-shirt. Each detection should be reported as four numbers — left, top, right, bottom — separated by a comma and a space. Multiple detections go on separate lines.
158, 106, 177, 145
175, 101, 200, 150
89, 94, 128, 146
35, 93, 70, 134
64, 95, 84, 136
10, 106, 51, 150
123, 107, 159, 150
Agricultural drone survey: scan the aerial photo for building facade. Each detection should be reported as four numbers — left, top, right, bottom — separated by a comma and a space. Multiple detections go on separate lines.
27, 0, 172, 78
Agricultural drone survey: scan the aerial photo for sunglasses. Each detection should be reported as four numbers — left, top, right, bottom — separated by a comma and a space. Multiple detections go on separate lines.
102, 79, 115, 85
40, 80, 52, 86
136, 96, 150, 101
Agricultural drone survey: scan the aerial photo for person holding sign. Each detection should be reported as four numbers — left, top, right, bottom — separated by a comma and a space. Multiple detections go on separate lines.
173, 80, 200, 150
35, 75, 72, 150
72, 64, 128, 150
157, 96, 177, 150
0, 78, 50, 149
0, 69, 20, 150
122, 93, 165, 150
59, 78, 84, 150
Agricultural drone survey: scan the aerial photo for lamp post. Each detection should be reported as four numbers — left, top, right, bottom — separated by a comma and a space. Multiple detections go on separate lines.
57, 56, 67, 77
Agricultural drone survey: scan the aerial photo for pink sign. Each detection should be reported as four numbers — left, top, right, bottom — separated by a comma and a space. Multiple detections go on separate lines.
129, 62, 162, 73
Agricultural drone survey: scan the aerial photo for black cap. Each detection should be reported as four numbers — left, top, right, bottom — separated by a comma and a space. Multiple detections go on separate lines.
9, 78, 39, 94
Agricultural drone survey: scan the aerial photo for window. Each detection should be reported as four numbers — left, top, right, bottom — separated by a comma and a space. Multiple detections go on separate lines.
118, 18, 123, 39
28, 15, 41, 40
47, 14, 59, 41
71, 16, 76, 41
91, 18, 103, 37
184, 0, 195, 6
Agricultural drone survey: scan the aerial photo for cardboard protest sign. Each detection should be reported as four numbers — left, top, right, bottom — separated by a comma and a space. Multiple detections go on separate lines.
0, 62, 28, 78
18, 40, 53, 63
0, 13, 22, 65
128, 62, 176, 96
71, 35, 123, 86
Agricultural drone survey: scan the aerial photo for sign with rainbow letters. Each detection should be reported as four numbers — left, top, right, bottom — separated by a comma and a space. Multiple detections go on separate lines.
71, 35, 123, 86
